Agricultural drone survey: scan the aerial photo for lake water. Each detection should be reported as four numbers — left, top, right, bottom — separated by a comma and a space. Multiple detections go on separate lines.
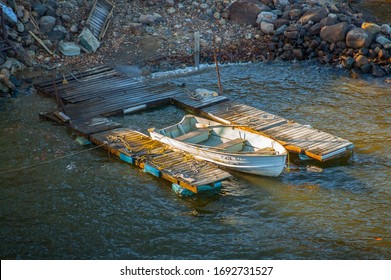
0, 61, 390, 259
357, 0, 391, 23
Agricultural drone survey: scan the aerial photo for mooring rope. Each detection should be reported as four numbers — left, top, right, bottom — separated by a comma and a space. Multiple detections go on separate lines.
0, 142, 109, 175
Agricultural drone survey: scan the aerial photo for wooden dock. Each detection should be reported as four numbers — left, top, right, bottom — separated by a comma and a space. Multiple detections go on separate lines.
90, 129, 231, 195
35, 65, 354, 194
171, 99, 354, 162
36, 66, 231, 195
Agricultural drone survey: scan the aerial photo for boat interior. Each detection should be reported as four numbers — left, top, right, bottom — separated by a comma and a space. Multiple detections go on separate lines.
158, 116, 279, 155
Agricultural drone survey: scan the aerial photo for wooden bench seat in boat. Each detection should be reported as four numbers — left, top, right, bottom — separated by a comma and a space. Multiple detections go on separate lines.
255, 147, 277, 155
175, 129, 210, 144
215, 138, 245, 152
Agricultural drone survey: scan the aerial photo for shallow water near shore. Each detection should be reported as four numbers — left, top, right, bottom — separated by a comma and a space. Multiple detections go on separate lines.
0, 61, 390, 259
357, 0, 391, 23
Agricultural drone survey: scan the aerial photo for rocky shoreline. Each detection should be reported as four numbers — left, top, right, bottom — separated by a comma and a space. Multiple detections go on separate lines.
1, 0, 391, 98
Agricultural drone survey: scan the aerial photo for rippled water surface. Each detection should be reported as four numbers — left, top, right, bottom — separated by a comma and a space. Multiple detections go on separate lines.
0, 62, 390, 259
358, 0, 391, 23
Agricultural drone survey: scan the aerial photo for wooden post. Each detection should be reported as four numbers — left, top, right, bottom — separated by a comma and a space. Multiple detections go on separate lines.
194, 31, 200, 70
213, 38, 222, 95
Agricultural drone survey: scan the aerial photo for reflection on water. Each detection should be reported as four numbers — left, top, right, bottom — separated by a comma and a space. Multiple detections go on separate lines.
0, 61, 390, 259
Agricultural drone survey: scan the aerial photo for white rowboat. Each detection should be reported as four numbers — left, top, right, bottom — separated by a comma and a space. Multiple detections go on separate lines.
149, 115, 287, 177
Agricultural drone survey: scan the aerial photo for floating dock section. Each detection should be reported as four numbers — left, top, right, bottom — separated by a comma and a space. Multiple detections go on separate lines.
36, 66, 231, 195
170, 98, 354, 162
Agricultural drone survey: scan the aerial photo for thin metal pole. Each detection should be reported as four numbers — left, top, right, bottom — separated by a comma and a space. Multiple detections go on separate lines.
213, 37, 222, 95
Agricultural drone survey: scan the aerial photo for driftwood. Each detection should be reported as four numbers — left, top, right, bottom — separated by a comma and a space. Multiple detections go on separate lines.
28, 31, 54, 55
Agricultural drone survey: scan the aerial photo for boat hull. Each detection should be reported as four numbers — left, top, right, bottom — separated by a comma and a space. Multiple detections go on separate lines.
149, 115, 287, 177
150, 134, 286, 177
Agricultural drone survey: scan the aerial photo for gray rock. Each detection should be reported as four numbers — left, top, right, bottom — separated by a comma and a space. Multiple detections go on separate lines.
274, 18, 289, 29
299, 7, 328, 25
33, 4, 48, 17
372, 65, 386, 77
308, 23, 321, 35
213, 12, 221, 20
139, 13, 163, 25
43, 40, 53, 48
320, 16, 337, 28
62, 14, 72, 23
271, 10, 283, 17
376, 35, 391, 47
257, 12, 277, 24
227, 0, 271, 26
362, 22, 381, 35
39, 16, 56, 34
274, 24, 288, 36
378, 49, 390, 60
343, 57, 355, 69
380, 24, 391, 35
78, 28, 100, 53
260, 22, 274, 34
47, 0, 59, 10
167, 7, 176, 14
127, 23, 143, 36
273, 0, 289, 9
284, 24, 303, 39
48, 25, 67, 41
1, 59, 13, 70
293, 48, 304, 60
59, 41, 81, 56
289, 9, 302, 20
355, 55, 368, 68
16, 21, 25, 33
346, 28, 373, 49
165, 0, 175, 7
70, 24, 79, 33
320, 22, 349, 43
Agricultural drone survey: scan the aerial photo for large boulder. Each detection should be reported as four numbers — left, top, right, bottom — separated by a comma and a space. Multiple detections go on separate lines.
299, 7, 328, 25
227, 0, 270, 26
346, 28, 373, 49
320, 22, 349, 43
